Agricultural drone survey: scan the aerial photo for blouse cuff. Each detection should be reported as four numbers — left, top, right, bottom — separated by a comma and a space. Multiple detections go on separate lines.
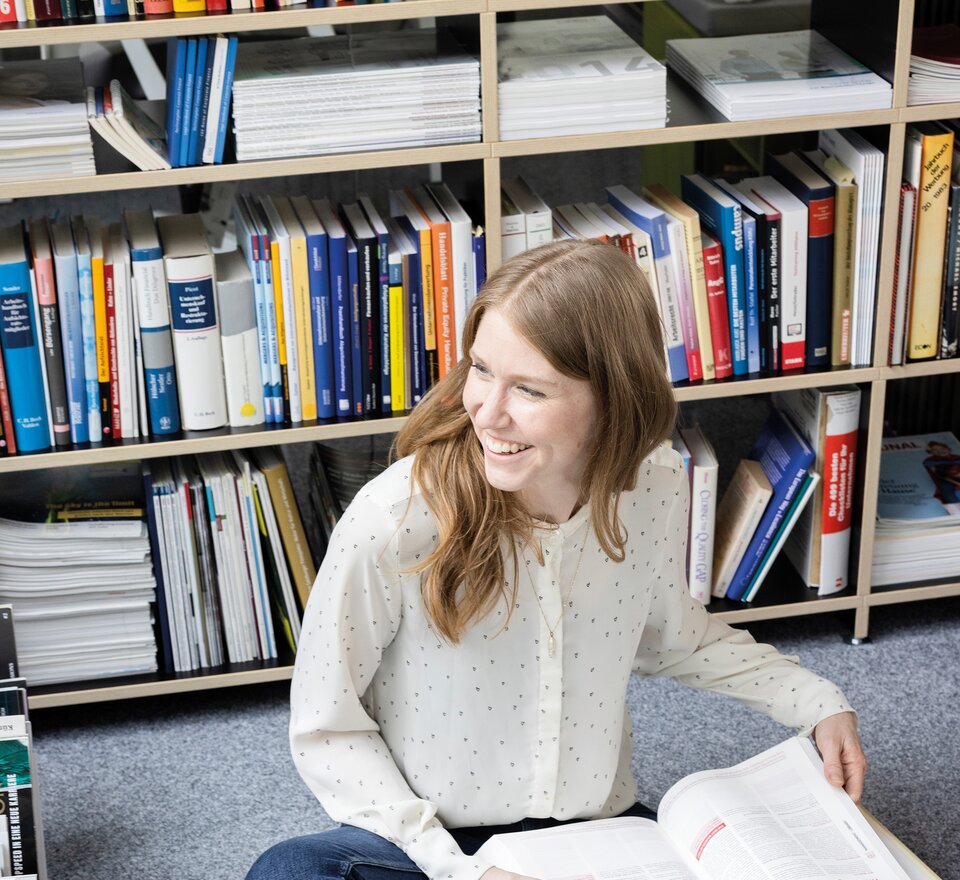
403, 820, 494, 880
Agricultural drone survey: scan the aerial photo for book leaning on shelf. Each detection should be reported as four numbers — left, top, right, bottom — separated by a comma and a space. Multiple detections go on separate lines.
476, 736, 930, 880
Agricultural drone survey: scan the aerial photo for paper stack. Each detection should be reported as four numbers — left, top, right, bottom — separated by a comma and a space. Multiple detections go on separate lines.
872, 431, 960, 586
231, 28, 481, 161
666, 30, 892, 121
497, 16, 667, 140
0, 517, 157, 686
0, 59, 96, 183
908, 23, 960, 105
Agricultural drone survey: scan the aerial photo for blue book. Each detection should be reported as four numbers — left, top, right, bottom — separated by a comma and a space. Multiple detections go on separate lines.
49, 221, 89, 445
179, 39, 197, 169
125, 209, 181, 436
214, 35, 239, 165
359, 196, 392, 415
248, 197, 283, 421
473, 226, 486, 292
737, 205, 761, 373
768, 151, 835, 368
291, 195, 335, 421
70, 216, 102, 440
186, 37, 208, 168
346, 235, 364, 417
235, 197, 275, 424
680, 173, 748, 376
102, 0, 125, 15
195, 38, 217, 169
313, 199, 352, 418
142, 464, 175, 674
165, 39, 188, 169
605, 184, 689, 382
726, 409, 816, 601
0, 224, 51, 453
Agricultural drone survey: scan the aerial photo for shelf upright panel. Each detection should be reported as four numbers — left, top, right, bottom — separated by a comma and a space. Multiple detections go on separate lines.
480, 10, 499, 145
0, 0, 486, 48
483, 154, 503, 271
891, 0, 918, 110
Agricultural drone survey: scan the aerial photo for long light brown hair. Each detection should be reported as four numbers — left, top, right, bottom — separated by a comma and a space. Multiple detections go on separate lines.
394, 239, 677, 642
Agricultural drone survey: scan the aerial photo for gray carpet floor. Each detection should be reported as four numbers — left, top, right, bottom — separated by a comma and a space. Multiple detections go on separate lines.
31, 597, 960, 880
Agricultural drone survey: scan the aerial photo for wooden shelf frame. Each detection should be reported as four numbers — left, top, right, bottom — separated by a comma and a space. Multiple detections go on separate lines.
8, 0, 960, 708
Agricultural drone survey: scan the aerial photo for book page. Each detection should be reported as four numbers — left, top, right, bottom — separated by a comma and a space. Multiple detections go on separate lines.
657, 738, 909, 880
476, 816, 700, 880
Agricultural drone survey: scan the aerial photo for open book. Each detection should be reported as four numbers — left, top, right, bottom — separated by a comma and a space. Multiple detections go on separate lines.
476, 737, 936, 880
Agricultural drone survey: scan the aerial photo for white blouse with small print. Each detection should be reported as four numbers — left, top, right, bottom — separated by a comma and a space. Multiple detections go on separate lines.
291, 445, 854, 880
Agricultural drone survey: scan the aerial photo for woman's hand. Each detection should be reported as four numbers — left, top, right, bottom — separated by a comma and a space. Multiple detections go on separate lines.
481, 867, 539, 880
814, 711, 868, 803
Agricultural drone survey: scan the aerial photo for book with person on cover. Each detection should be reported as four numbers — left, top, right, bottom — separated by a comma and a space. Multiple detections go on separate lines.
476, 736, 920, 880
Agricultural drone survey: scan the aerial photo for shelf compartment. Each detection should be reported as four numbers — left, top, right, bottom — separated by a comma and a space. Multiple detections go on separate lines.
27, 659, 294, 710
0, 414, 407, 474
0, 143, 490, 200
710, 582, 859, 626
0, 0, 483, 49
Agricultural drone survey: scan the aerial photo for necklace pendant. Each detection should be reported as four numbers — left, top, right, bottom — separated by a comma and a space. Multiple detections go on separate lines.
547, 633, 556, 658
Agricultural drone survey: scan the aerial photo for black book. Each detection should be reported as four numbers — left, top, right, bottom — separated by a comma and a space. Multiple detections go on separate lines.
342, 203, 380, 414
0, 606, 17, 682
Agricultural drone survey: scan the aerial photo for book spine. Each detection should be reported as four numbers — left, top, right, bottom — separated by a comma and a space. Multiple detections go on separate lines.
687, 458, 716, 604
389, 271, 404, 412
307, 232, 335, 420
778, 206, 807, 371
131, 248, 181, 435
53, 253, 89, 444
185, 37, 208, 167
165, 39, 186, 169
761, 217, 782, 373
143, 0, 173, 11
142, 466, 175, 673
347, 242, 364, 415
291, 235, 316, 422
33, 0, 61, 19
908, 130, 954, 360
740, 212, 761, 374
102, 0, 125, 13
0, 0, 19, 20
432, 223, 455, 380
272, 236, 297, 423
33, 251, 71, 446
328, 236, 352, 418
74, 241, 102, 439
417, 229, 438, 389
701, 239, 733, 379
104, 257, 121, 438
406, 248, 426, 405
355, 234, 377, 414
473, 227, 487, 292
831, 184, 856, 367
214, 36, 238, 165
171, 0, 204, 10
165, 253, 228, 430
805, 194, 835, 367
261, 461, 316, 610
179, 39, 197, 169
91, 240, 111, 439
217, 278, 265, 427
196, 38, 216, 166
668, 223, 702, 382
0, 353, 15, 455
377, 229, 391, 414
259, 233, 282, 421
939, 181, 960, 360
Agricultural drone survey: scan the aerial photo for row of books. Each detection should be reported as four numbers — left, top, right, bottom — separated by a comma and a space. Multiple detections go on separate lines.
0, 0, 399, 23
890, 121, 960, 364
502, 132, 883, 383
678, 386, 861, 604
144, 447, 315, 675
873, 430, 960, 586
0, 608, 46, 880
0, 184, 485, 457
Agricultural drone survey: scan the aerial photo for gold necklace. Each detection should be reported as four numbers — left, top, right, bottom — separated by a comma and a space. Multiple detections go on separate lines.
521, 533, 588, 658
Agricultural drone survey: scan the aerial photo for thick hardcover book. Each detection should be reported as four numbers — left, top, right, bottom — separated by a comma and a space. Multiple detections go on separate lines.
214, 249, 266, 427
716, 180, 782, 373
904, 123, 953, 360
605, 184, 688, 382
342, 202, 379, 415
768, 150, 836, 368
291, 195, 335, 420
346, 236, 364, 416
179, 39, 198, 169
125, 209, 181, 436
699, 232, 733, 379
27, 219, 69, 447
359, 195, 393, 414
0, 225, 51, 454
741, 176, 808, 371
70, 217, 102, 439
775, 385, 861, 595
213, 36, 239, 166
664, 215, 703, 381
384, 226, 405, 412
33, 0, 61, 20
184, 38, 208, 168
156, 214, 228, 431
49, 220, 89, 445
195, 38, 217, 168
679, 174, 749, 375
726, 408, 816, 601
312, 199, 353, 418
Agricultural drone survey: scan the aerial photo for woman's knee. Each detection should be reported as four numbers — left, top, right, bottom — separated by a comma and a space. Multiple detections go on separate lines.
246, 834, 346, 880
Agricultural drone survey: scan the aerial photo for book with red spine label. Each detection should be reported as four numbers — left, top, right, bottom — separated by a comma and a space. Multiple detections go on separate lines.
699, 231, 733, 379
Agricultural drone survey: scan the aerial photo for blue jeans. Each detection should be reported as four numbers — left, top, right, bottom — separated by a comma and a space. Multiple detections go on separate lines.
246, 802, 657, 880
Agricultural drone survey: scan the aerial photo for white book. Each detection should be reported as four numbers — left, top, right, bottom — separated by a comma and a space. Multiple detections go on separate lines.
664, 215, 701, 378
213, 250, 266, 427
154, 466, 193, 672
130, 285, 150, 439
202, 36, 230, 166
502, 177, 553, 252
170, 459, 210, 668
500, 191, 526, 261
742, 176, 808, 370
69, 216, 103, 441
679, 424, 718, 604
157, 214, 228, 431
890, 185, 917, 366
146, 467, 185, 672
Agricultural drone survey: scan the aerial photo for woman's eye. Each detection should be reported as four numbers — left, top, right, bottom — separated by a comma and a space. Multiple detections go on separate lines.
518, 385, 544, 398
471, 363, 490, 375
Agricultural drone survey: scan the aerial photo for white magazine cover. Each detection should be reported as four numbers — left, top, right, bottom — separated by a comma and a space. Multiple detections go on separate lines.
876, 431, 960, 524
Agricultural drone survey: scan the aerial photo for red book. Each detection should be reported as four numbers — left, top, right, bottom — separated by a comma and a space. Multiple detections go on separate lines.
0, 354, 15, 456
143, 0, 173, 13
205, 0, 227, 11
701, 231, 733, 380
103, 252, 121, 439
0, 0, 18, 21
33, 0, 62, 19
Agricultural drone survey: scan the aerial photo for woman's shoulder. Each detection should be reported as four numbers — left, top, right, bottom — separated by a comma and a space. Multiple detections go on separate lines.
620, 441, 686, 501
641, 440, 686, 478
344, 454, 433, 526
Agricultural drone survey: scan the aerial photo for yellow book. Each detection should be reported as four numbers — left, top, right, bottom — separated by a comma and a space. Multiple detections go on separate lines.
172, 0, 204, 11
642, 183, 715, 382
275, 197, 317, 422
85, 218, 111, 435
389, 280, 405, 411
905, 123, 954, 360
270, 238, 289, 415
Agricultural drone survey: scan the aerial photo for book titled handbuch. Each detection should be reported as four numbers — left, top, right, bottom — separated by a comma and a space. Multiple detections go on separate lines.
477, 737, 923, 880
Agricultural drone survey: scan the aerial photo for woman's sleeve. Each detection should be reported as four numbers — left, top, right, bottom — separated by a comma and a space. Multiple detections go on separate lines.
632, 466, 855, 737
290, 489, 491, 880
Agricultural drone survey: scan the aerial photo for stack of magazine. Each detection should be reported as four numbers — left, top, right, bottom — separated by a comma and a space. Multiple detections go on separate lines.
497, 15, 666, 140
665, 30, 893, 121
0, 517, 157, 686
0, 58, 96, 183
872, 431, 960, 586
907, 23, 960, 105
231, 28, 481, 161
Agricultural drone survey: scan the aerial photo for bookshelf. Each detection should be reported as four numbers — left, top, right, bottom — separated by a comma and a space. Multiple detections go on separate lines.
2, 0, 958, 711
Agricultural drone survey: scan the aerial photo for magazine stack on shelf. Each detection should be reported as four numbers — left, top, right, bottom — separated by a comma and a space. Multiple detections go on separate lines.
872, 431, 960, 586
0, 59, 96, 183
231, 28, 481, 161
665, 30, 893, 121
0, 516, 157, 686
907, 24, 960, 105
497, 15, 666, 140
